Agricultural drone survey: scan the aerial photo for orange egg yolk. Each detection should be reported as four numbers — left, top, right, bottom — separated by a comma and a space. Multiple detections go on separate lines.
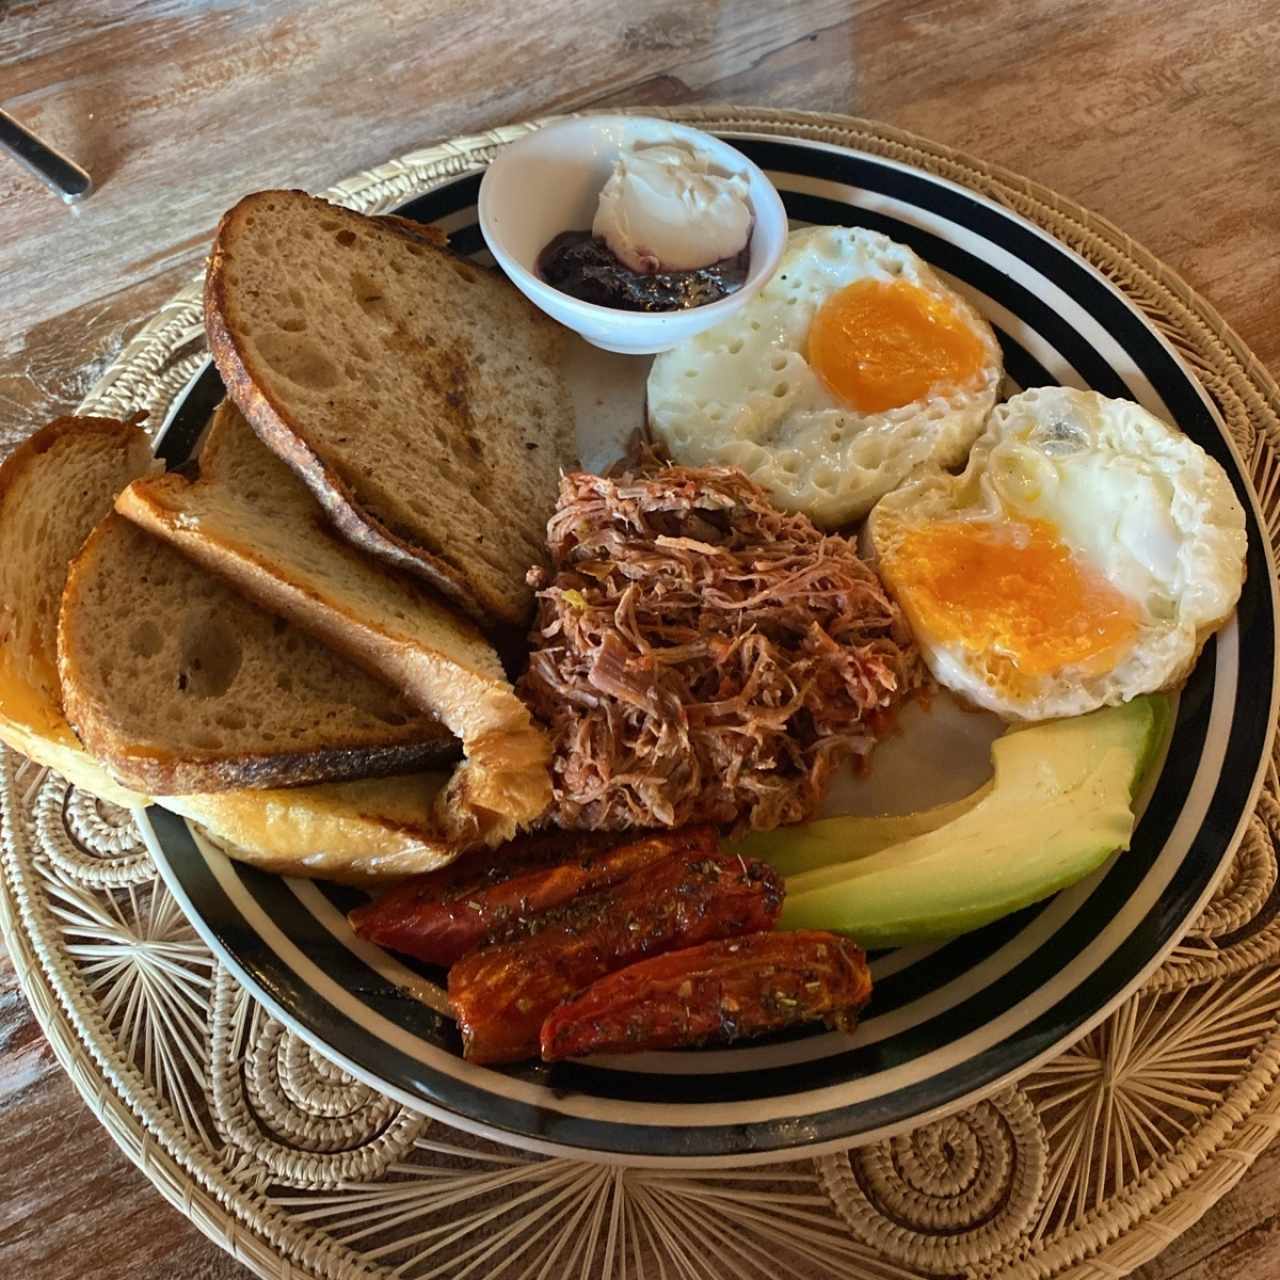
808, 278, 988, 414
882, 518, 1140, 680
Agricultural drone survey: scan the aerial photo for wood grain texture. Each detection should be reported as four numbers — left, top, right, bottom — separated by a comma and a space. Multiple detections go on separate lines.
0, 950, 245, 1280
0, 0, 1277, 1276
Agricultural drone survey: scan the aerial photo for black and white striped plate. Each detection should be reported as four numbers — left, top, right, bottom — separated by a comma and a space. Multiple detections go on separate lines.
139, 135, 1278, 1165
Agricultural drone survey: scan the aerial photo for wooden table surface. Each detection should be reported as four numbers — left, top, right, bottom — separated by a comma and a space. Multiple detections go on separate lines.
1, 1, 1278, 1276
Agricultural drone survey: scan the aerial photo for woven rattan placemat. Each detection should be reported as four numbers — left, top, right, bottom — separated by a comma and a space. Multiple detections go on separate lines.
4, 108, 1280, 1280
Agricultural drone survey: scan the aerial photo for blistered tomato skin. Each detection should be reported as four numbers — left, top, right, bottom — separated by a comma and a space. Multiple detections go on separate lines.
447, 853, 783, 1065
540, 929, 872, 1061
349, 827, 718, 967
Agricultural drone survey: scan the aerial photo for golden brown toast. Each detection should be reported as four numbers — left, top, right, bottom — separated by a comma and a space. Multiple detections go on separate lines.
118, 400, 552, 845
204, 189, 578, 628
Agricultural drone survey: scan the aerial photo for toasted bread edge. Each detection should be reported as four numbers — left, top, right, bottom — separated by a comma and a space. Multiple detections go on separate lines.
202, 192, 510, 628
57, 514, 461, 796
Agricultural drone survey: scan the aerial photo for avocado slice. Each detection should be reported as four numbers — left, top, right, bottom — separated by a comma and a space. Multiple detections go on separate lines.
734, 786, 993, 879
777, 695, 1170, 947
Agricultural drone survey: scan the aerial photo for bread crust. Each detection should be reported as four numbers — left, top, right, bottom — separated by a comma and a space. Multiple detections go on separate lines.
58, 515, 460, 795
0, 412, 151, 508
72, 733, 446, 795
117, 421, 553, 844
0, 413, 157, 807
204, 192, 522, 627
0, 414, 473, 875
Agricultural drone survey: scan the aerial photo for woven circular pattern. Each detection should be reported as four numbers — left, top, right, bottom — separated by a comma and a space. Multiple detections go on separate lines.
1152, 790, 1280, 990
1, 108, 1278, 1279
28, 765, 153, 888
1196, 816, 1276, 937
820, 1087, 1046, 1271
210, 968, 425, 1187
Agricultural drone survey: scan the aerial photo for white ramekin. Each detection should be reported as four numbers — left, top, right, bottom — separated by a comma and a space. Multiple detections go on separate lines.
478, 115, 788, 355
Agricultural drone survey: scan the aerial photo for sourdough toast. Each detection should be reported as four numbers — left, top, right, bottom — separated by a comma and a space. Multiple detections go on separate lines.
118, 401, 552, 844
0, 415, 157, 805
204, 189, 577, 628
59, 514, 458, 793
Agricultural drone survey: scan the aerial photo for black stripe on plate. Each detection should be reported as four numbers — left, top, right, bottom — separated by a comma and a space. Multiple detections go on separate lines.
148, 143, 1275, 1157
996, 331, 1056, 394
183, 615, 1241, 1155
153, 810, 744, 1155
445, 223, 487, 257
730, 139, 1236, 479
203, 634, 1212, 1112
242, 204, 1223, 1068
803, 632, 1273, 1139
525, 656, 1217, 1106
156, 362, 222, 465
401, 173, 482, 220
202, 478, 1266, 1143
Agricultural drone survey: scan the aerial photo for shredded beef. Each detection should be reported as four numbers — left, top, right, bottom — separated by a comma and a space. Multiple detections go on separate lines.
518, 463, 923, 832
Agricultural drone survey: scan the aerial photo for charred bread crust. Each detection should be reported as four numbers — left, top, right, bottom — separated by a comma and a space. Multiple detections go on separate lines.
203, 193, 503, 627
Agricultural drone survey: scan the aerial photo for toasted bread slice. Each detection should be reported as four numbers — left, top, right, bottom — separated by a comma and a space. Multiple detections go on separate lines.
165, 772, 459, 884
0, 415, 157, 806
204, 189, 577, 628
118, 401, 552, 845
59, 515, 458, 794
0, 415, 466, 878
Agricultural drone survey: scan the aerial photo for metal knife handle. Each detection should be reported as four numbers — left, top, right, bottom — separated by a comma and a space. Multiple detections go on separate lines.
0, 109, 93, 203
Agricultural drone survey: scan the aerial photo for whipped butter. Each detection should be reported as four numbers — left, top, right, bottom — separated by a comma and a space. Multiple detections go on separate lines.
591, 140, 753, 274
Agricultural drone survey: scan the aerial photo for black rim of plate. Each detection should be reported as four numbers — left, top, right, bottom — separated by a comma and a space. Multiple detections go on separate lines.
140, 134, 1278, 1163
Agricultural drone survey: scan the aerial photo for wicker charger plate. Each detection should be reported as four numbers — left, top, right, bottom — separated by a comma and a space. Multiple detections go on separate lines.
3, 107, 1280, 1279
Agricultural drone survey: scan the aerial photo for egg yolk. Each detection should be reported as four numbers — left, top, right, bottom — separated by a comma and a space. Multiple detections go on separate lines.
808, 278, 988, 414
883, 518, 1140, 680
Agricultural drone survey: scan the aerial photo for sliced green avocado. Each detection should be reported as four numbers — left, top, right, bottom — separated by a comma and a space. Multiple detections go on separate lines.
777, 695, 1170, 948
736, 786, 993, 879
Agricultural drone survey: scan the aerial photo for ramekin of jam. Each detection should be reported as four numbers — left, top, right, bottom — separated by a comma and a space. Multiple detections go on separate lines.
537, 230, 751, 312
478, 116, 787, 355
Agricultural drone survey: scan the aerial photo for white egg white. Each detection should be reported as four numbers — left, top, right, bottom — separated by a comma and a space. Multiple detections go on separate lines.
867, 386, 1248, 720
647, 225, 1003, 527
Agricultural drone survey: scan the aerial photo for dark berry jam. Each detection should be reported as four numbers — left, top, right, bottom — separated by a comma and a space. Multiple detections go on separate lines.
536, 230, 750, 312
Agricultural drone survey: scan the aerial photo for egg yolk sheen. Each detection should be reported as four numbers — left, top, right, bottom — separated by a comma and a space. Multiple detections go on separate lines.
883, 518, 1141, 679
809, 278, 988, 415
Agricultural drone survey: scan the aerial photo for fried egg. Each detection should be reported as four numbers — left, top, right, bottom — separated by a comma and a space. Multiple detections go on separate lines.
866, 386, 1248, 720
647, 225, 1003, 526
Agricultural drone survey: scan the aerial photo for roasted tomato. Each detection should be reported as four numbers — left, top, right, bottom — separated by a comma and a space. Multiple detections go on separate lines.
448, 853, 782, 1064
540, 930, 871, 1061
349, 827, 717, 967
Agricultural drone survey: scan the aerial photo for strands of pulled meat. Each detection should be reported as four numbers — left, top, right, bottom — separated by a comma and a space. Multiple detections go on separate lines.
519, 463, 924, 832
